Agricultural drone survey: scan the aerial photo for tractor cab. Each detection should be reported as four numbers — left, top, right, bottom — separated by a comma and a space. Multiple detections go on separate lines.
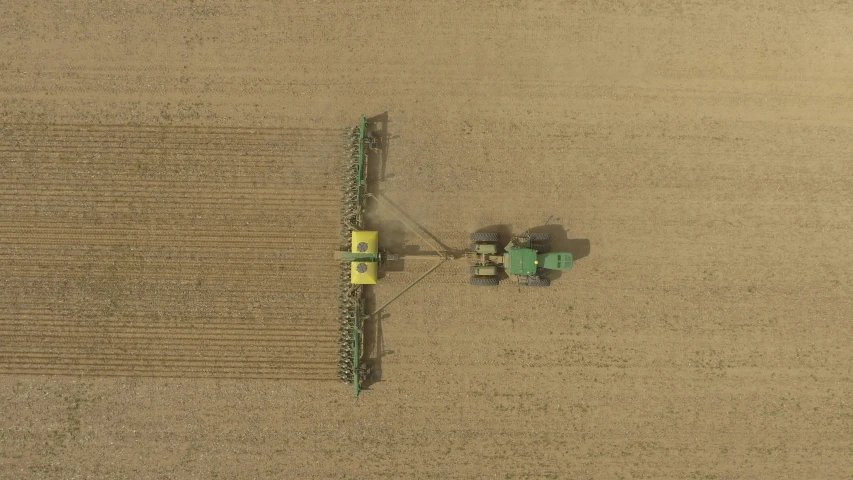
538, 252, 573, 271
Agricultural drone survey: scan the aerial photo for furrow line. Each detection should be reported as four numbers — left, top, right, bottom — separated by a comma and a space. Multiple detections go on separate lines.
0, 226, 340, 235
0, 187, 340, 197
0, 234, 337, 243
0, 147, 345, 158
0, 325, 339, 337
0, 362, 340, 374
0, 327, 338, 338
2, 292, 338, 300
0, 269, 339, 280
0, 123, 342, 133
0, 141, 345, 155
0, 358, 339, 369
0, 139, 343, 150
0, 354, 339, 365
0, 197, 341, 208
0, 225, 339, 235
0, 293, 340, 302
2, 268, 338, 277
0, 237, 341, 249
0, 352, 337, 364
0, 134, 344, 145
3, 276, 338, 287
0, 185, 341, 197
0, 368, 337, 380
0, 241, 343, 249
0, 310, 337, 319
0, 331, 341, 342
0, 343, 339, 353
0, 133, 344, 145
0, 254, 341, 264
1, 338, 339, 349
0, 318, 337, 327
0, 315, 338, 320
0, 161, 341, 172
0, 321, 338, 329
0, 179, 343, 190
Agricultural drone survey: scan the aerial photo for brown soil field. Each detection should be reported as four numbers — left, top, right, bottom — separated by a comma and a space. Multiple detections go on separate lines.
1, 1, 852, 479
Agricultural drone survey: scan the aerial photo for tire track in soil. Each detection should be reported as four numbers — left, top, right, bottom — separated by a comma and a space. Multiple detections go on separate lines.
0, 124, 344, 379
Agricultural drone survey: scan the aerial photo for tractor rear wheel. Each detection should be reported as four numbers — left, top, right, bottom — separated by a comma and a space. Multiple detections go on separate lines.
470, 276, 500, 286
471, 232, 500, 243
533, 243, 550, 253
522, 276, 551, 287
528, 233, 551, 241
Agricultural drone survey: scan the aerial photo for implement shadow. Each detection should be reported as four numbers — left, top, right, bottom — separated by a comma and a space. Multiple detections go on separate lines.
361, 288, 391, 389
364, 112, 389, 226
366, 111, 390, 184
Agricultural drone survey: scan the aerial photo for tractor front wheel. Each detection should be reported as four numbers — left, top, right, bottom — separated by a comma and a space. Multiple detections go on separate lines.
470, 276, 500, 286
471, 232, 500, 243
528, 232, 551, 241
522, 276, 550, 287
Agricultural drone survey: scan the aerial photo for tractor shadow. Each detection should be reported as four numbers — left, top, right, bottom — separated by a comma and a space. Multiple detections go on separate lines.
527, 224, 591, 282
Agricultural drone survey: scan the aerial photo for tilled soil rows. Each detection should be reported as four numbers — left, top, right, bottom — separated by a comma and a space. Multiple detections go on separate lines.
0, 124, 343, 379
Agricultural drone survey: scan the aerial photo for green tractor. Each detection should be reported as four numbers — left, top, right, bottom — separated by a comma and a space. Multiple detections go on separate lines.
467, 232, 573, 286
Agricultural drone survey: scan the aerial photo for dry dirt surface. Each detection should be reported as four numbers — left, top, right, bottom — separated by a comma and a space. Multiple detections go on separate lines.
1, 1, 852, 479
